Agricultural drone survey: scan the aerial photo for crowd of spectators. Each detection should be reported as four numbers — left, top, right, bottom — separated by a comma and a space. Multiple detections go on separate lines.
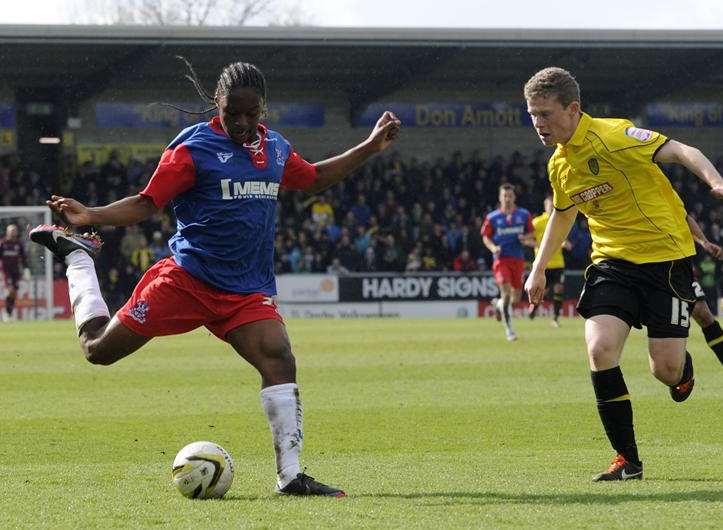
4, 146, 722, 312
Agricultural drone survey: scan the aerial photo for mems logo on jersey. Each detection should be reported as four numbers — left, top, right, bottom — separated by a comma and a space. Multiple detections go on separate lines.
219, 179, 280, 200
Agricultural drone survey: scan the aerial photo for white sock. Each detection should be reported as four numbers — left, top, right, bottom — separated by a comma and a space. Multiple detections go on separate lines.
261, 382, 303, 489
65, 250, 110, 334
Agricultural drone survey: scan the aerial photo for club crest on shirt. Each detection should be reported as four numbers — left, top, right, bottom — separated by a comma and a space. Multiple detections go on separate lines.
216, 152, 233, 163
275, 146, 284, 167
570, 182, 613, 205
624, 127, 653, 142
128, 300, 149, 324
588, 158, 600, 175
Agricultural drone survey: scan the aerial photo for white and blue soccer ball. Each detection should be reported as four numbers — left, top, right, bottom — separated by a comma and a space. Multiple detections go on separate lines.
172, 441, 234, 499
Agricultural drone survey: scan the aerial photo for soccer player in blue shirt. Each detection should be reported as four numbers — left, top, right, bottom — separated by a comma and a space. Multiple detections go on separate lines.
481, 184, 534, 341
30, 58, 401, 497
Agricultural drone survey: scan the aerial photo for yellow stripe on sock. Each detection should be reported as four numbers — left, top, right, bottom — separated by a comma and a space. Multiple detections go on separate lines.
605, 394, 630, 402
707, 335, 723, 347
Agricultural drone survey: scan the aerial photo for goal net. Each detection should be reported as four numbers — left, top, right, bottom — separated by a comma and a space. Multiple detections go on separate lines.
0, 206, 55, 320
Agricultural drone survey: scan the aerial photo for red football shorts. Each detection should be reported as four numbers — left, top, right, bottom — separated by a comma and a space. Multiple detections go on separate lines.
493, 257, 525, 290
116, 257, 283, 341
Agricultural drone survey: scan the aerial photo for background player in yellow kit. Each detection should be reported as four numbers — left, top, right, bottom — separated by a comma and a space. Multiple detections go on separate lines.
526, 195, 567, 327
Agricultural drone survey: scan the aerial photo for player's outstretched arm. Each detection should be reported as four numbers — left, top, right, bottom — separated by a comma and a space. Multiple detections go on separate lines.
525, 206, 577, 304
306, 111, 401, 194
46, 194, 159, 227
655, 140, 723, 198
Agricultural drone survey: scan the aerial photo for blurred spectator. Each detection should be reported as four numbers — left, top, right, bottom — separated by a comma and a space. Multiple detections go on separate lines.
405, 244, 423, 272
351, 194, 372, 226
453, 249, 478, 272
311, 194, 334, 228
335, 234, 358, 272
130, 235, 153, 276
327, 257, 349, 275
421, 247, 438, 271
379, 234, 405, 271
360, 246, 378, 272
120, 225, 145, 261
149, 230, 171, 262
102, 266, 133, 313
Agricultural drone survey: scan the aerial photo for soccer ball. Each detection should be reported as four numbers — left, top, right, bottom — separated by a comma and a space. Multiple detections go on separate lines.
172, 441, 234, 499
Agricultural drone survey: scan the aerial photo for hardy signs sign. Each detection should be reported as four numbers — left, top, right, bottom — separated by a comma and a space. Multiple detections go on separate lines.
338, 274, 500, 301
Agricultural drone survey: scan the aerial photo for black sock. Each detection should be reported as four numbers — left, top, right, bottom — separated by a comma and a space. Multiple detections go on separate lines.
5, 295, 13, 315
591, 367, 640, 465
701, 322, 723, 364
553, 293, 563, 319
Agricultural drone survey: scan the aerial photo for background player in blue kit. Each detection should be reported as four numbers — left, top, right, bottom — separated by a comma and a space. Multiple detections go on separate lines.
30, 58, 401, 497
481, 184, 534, 341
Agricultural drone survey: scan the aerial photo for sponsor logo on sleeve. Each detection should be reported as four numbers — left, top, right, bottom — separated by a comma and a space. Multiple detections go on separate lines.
624, 127, 653, 142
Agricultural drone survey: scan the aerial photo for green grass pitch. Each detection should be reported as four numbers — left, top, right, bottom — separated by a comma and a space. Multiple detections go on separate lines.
1, 318, 721, 529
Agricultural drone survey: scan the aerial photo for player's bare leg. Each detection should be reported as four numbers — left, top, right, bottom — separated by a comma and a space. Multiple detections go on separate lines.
692, 300, 723, 365
586, 315, 643, 481
648, 337, 694, 402
227, 320, 345, 497
496, 283, 517, 341
29, 225, 150, 364
78, 316, 151, 365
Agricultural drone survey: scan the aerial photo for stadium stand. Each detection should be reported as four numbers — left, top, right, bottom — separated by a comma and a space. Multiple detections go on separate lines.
6, 143, 723, 312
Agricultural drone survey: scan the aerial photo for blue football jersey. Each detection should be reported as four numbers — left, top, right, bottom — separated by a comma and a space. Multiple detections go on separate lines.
142, 118, 314, 295
482, 208, 533, 260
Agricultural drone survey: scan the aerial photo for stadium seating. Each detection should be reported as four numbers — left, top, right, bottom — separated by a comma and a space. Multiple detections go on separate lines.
5, 149, 723, 310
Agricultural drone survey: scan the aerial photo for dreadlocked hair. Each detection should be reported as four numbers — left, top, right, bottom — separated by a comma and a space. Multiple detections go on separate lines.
155, 56, 268, 116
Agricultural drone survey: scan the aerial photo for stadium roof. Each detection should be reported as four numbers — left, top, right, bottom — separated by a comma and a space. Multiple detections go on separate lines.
2, 25, 723, 116
3, 25, 723, 46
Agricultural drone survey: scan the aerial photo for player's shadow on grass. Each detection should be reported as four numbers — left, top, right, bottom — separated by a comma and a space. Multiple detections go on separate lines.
360, 490, 722, 505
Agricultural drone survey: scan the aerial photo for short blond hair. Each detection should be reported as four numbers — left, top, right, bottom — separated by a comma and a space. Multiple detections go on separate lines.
524, 67, 580, 108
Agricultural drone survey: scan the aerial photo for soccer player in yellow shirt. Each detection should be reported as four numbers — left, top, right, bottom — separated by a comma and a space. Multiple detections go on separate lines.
523, 67, 723, 482
528, 195, 568, 327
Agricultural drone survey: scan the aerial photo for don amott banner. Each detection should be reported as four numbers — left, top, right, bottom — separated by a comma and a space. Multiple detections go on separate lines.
355, 102, 533, 128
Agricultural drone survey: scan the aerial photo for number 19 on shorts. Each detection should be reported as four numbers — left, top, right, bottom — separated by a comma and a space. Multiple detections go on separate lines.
671, 297, 690, 328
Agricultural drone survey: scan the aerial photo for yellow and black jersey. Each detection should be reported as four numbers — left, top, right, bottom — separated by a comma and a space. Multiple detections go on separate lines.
548, 112, 694, 264
532, 211, 565, 269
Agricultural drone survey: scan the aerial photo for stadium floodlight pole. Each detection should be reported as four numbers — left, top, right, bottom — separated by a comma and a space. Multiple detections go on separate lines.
0, 205, 53, 320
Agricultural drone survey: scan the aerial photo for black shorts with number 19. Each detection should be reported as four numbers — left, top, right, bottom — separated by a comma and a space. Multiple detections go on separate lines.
577, 257, 695, 338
